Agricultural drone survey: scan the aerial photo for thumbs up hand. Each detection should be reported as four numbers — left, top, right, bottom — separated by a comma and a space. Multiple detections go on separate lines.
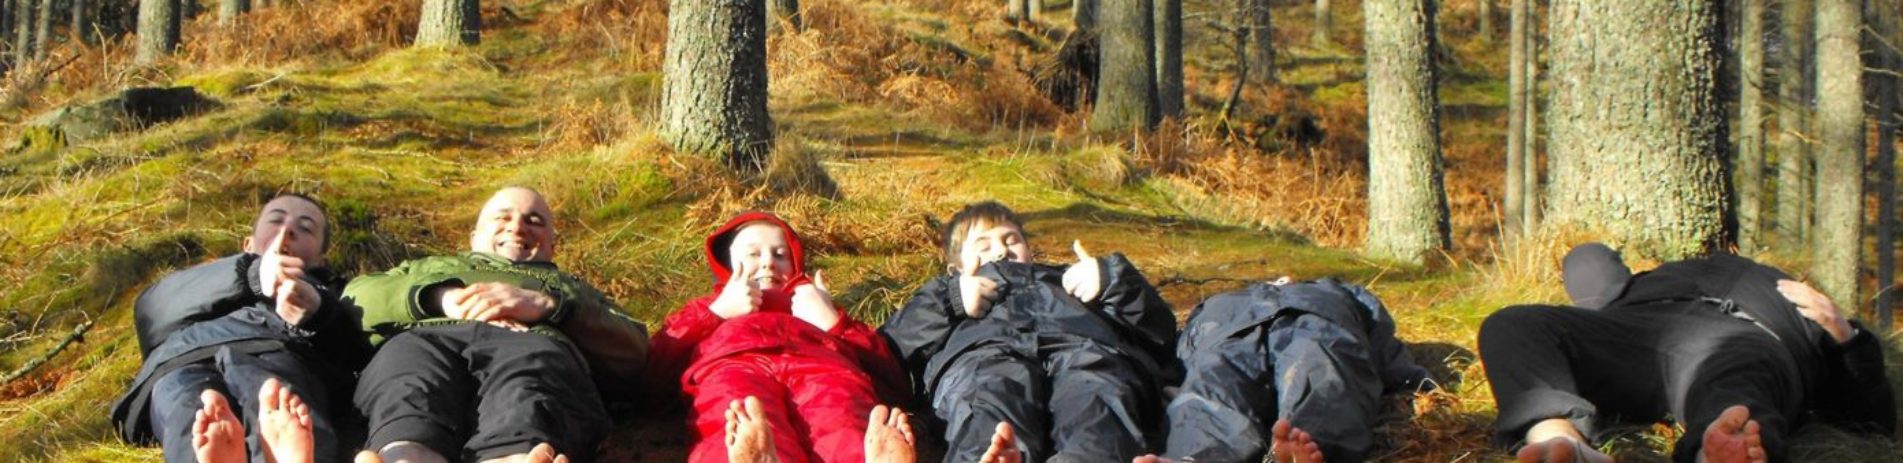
959, 263, 999, 319
792, 270, 843, 331
1061, 240, 1103, 304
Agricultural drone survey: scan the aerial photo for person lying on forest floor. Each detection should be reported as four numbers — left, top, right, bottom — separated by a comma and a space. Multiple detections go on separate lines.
344, 187, 650, 463
112, 192, 372, 463
646, 211, 914, 463
1481, 243, 1895, 463
1134, 276, 1432, 463
880, 201, 1179, 463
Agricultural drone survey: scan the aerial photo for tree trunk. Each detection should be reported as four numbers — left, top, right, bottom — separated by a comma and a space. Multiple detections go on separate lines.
766, 0, 799, 33
1736, 0, 1766, 252
1074, 0, 1096, 31
1313, 0, 1330, 46
1154, 0, 1183, 119
1776, 0, 1813, 247
661, 0, 774, 171
1874, 0, 1898, 331
1365, 0, 1449, 264
136, 0, 181, 65
1248, 0, 1274, 83
1522, 3, 1539, 231
415, 0, 480, 47
32, 0, 52, 59
218, 0, 247, 26
12, 0, 31, 64
1221, 0, 1249, 119
1812, 0, 1864, 316
1090, 0, 1158, 132
1505, 0, 1525, 239
1478, 0, 1492, 42
1, 0, 13, 72
1546, 0, 1729, 260
1029, 0, 1041, 21
179, 0, 193, 20
1008, 0, 1026, 23
70, 0, 88, 44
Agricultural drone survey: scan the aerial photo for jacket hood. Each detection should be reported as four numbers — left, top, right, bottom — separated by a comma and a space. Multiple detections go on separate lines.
705, 211, 810, 293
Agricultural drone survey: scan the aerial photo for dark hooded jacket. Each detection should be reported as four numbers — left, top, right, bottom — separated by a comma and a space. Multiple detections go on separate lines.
111, 253, 370, 444
647, 212, 907, 402
1177, 278, 1429, 394
879, 254, 1179, 401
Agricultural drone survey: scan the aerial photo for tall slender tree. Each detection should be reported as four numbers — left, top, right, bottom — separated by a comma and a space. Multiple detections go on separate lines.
1545, 0, 1729, 259
415, 0, 480, 47
70, 0, 88, 44
1522, 2, 1539, 231
135, 0, 179, 65
1365, 0, 1449, 264
1477, 0, 1493, 42
1736, 0, 1767, 252
1874, 0, 1898, 330
1248, 0, 1274, 83
1090, 0, 1158, 132
661, 0, 774, 171
1776, 0, 1813, 246
1505, 0, 1526, 238
1155, 0, 1183, 119
219, 0, 248, 26
1313, 0, 1331, 46
1812, 0, 1865, 314
32, 0, 52, 59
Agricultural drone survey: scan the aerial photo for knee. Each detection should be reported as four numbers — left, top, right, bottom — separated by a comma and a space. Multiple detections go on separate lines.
1479, 306, 1561, 351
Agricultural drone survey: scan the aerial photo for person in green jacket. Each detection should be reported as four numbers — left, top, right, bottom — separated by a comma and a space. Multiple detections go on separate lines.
346, 187, 649, 463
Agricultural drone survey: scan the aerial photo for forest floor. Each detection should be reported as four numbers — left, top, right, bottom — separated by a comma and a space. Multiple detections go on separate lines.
0, 0, 1897, 461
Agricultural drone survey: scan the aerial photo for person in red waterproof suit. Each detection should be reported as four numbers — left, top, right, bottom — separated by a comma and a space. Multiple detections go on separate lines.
649, 211, 916, 463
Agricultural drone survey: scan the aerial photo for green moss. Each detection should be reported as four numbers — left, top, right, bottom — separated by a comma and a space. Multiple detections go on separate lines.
177, 69, 275, 99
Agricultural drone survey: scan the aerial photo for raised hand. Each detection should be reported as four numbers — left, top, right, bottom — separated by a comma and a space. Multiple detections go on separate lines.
1061, 240, 1103, 304
259, 229, 317, 325
1777, 279, 1855, 343
791, 270, 843, 331
959, 262, 999, 319
712, 261, 765, 319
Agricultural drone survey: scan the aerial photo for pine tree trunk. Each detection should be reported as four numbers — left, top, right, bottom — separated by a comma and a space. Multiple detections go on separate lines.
1154, 0, 1183, 119
1478, 0, 1492, 42
1812, 0, 1865, 316
1248, 0, 1274, 83
1505, 0, 1525, 239
219, 0, 247, 26
415, 0, 480, 47
1312, 0, 1330, 46
1522, 4, 1539, 231
1736, 0, 1766, 252
1365, 0, 1449, 264
1090, 0, 1158, 132
1777, 0, 1813, 247
12, 0, 31, 64
1874, 0, 1898, 330
1008, 0, 1025, 23
660, 0, 774, 171
1073, 0, 1096, 31
766, 0, 799, 33
71, 0, 89, 44
1546, 0, 1729, 259
1029, 0, 1041, 21
1, 0, 13, 72
135, 0, 177, 65
33, 0, 52, 59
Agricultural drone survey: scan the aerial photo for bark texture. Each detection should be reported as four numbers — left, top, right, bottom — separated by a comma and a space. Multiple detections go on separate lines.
660, 0, 775, 171
1544, 0, 1730, 259
1364, 0, 1449, 264
1735, 0, 1766, 251
135, 0, 179, 65
415, 0, 480, 47
1776, 0, 1813, 246
1090, 0, 1158, 132
1154, 0, 1183, 119
1810, 0, 1864, 315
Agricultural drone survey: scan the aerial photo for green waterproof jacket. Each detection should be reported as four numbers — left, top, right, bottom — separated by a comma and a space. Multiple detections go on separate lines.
344, 251, 650, 399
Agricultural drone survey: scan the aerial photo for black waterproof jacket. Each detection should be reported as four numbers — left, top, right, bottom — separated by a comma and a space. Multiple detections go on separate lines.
879, 254, 1178, 401
110, 253, 370, 444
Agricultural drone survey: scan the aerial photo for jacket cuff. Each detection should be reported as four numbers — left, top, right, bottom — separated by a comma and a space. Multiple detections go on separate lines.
410, 277, 467, 319
240, 253, 265, 299
544, 288, 574, 326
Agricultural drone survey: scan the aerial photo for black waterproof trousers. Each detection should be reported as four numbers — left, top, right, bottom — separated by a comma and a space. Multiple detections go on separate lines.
1164, 311, 1386, 462
149, 347, 344, 463
930, 334, 1155, 463
1479, 302, 1804, 462
354, 324, 610, 462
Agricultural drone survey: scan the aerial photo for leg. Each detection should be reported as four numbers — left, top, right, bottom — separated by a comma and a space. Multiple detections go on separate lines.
1162, 317, 1275, 462
781, 353, 879, 463
149, 361, 225, 463
1661, 320, 1800, 463
1265, 313, 1385, 462
355, 327, 477, 462
1041, 338, 1151, 463
686, 354, 805, 463
463, 325, 612, 462
1479, 306, 1672, 452
932, 345, 1048, 463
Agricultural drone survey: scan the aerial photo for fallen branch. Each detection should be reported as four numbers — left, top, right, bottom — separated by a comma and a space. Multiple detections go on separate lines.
0, 320, 93, 385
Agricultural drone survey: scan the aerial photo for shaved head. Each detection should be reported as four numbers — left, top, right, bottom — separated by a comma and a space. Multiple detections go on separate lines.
470, 187, 556, 262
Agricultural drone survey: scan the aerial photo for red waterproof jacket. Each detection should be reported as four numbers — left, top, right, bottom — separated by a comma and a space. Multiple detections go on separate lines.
647, 212, 907, 402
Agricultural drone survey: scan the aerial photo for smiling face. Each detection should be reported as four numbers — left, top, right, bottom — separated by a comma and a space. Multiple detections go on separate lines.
470, 187, 556, 263
955, 219, 1031, 274
241, 195, 329, 266
726, 221, 794, 289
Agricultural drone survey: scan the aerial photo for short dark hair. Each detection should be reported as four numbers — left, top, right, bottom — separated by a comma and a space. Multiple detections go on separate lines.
941, 201, 1026, 267
261, 191, 332, 253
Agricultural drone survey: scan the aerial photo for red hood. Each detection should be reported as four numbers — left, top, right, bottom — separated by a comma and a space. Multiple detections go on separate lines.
704, 211, 811, 293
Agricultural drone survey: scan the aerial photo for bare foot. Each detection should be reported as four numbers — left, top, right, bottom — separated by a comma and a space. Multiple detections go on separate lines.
1515, 436, 1612, 463
1270, 419, 1325, 463
978, 422, 1021, 463
1699, 405, 1768, 463
193, 389, 247, 463
526, 443, 571, 463
1131, 455, 1178, 463
259, 378, 315, 463
726, 396, 781, 463
865, 405, 917, 463
355, 451, 385, 463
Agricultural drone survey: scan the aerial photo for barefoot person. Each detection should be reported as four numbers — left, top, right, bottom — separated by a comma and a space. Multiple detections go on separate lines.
1480, 243, 1896, 462
112, 192, 371, 463
346, 187, 650, 462
880, 201, 1178, 462
1139, 278, 1431, 463
193, 378, 319, 463
646, 212, 910, 463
